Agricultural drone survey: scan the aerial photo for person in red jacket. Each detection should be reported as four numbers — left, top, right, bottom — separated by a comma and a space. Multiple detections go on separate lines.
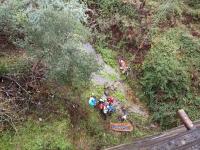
98, 102, 104, 110
107, 96, 114, 105
98, 100, 108, 120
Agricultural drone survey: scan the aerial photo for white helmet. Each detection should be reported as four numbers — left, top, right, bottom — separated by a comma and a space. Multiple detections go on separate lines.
99, 98, 104, 102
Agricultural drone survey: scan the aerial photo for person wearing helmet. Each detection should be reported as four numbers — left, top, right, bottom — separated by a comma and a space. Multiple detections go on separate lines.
98, 100, 104, 110
103, 104, 108, 114
107, 104, 116, 116
120, 106, 128, 122
99, 98, 105, 103
98, 101, 107, 120
88, 94, 97, 108
96, 97, 105, 111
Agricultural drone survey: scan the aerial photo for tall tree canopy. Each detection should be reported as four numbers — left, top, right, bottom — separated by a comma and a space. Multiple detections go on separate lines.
0, 0, 99, 88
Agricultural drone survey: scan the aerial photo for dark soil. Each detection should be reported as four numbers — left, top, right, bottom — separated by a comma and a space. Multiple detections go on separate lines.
0, 34, 24, 56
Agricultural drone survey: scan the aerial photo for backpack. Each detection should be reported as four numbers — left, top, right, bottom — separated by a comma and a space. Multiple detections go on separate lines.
89, 97, 96, 107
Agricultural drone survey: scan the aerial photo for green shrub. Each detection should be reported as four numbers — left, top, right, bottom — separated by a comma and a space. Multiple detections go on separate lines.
0, 56, 29, 76
141, 30, 190, 100
86, 0, 137, 18
184, 0, 200, 9
152, 0, 184, 26
139, 27, 200, 130
0, 119, 74, 150
23, 0, 99, 88
141, 29, 192, 129
0, 0, 99, 89
0, 0, 25, 45
179, 34, 200, 67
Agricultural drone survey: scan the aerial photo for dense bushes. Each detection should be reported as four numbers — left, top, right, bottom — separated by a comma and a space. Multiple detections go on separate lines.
0, 120, 74, 150
85, 0, 140, 52
141, 29, 200, 129
0, 56, 29, 76
25, 0, 98, 88
179, 34, 200, 67
184, 0, 200, 9
0, 0, 99, 88
0, 0, 99, 142
86, 0, 137, 18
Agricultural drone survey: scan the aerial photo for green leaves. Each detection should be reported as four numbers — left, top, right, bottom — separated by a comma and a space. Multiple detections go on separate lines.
86, 0, 136, 17
152, 0, 184, 25
141, 29, 192, 129
0, 0, 99, 89
0, 119, 74, 150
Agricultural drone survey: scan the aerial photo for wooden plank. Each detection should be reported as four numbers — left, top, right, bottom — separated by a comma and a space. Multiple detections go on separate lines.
110, 122, 134, 132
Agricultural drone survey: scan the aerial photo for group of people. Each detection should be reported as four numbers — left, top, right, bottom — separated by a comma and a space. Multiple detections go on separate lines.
88, 93, 116, 120
88, 93, 128, 122
88, 57, 130, 121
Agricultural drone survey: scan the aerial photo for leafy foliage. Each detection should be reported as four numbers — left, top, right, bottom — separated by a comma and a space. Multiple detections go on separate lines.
184, 0, 200, 9
152, 0, 200, 25
140, 29, 198, 129
179, 33, 200, 67
142, 29, 190, 99
86, 0, 137, 18
24, 0, 99, 87
0, 119, 74, 150
0, 56, 29, 76
0, 0, 25, 44
152, 0, 184, 27
85, 0, 140, 52
0, 0, 99, 88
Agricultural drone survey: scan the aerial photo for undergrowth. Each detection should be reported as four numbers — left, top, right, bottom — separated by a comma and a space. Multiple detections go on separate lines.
2, 0, 200, 149
86, 0, 137, 19
0, 56, 29, 76
0, 119, 74, 150
141, 28, 200, 129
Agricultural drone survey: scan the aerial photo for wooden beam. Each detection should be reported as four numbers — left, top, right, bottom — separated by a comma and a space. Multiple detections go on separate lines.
177, 109, 195, 130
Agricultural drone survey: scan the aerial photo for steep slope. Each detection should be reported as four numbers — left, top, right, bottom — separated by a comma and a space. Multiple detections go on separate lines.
84, 43, 148, 116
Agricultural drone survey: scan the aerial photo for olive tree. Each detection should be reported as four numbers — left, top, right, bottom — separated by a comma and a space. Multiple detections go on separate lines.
2, 0, 99, 88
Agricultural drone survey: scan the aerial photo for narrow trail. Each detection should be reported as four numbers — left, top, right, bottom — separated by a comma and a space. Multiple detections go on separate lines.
83, 43, 148, 117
